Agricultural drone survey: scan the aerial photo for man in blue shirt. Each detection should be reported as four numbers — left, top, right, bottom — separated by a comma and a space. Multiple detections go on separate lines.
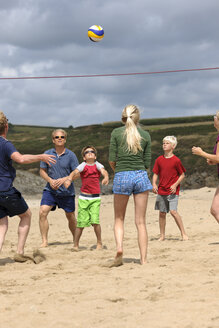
39, 129, 79, 247
0, 111, 56, 261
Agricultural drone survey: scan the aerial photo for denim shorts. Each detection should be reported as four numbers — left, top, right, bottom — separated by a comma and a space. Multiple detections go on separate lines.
113, 170, 152, 195
40, 190, 75, 213
0, 187, 28, 219
155, 194, 179, 213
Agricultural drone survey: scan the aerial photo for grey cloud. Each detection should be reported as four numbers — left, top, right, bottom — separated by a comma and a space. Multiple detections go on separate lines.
0, 0, 219, 127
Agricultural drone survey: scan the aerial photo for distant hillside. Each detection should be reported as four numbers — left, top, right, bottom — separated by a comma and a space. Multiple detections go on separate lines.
8, 115, 218, 189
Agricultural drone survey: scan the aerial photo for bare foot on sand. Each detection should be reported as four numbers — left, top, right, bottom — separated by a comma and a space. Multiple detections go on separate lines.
72, 246, 79, 252
106, 251, 123, 268
96, 242, 103, 250
182, 235, 189, 241
158, 236, 165, 241
40, 242, 48, 248
140, 258, 147, 265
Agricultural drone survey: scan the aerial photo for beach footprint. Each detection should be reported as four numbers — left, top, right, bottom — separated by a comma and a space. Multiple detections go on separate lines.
13, 249, 46, 264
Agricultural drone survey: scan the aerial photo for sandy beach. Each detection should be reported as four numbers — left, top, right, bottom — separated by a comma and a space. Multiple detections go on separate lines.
0, 188, 218, 328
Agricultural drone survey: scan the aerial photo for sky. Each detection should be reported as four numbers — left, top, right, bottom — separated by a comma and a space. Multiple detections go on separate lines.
0, 0, 219, 127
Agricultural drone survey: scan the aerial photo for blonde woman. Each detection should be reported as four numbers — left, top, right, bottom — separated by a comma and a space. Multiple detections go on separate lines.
109, 105, 152, 266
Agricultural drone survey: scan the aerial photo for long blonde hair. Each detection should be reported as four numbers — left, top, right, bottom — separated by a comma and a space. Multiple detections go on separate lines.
122, 104, 142, 154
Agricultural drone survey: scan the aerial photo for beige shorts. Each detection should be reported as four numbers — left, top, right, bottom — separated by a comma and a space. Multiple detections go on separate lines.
155, 194, 179, 213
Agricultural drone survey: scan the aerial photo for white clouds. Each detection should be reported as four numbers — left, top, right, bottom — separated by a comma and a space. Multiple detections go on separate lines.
20, 60, 56, 75
0, 66, 18, 77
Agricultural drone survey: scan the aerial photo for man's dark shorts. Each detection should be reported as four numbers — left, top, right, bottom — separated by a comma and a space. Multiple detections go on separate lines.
40, 190, 75, 213
0, 187, 28, 219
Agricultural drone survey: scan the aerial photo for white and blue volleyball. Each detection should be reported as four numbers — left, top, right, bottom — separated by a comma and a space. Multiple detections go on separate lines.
88, 25, 104, 42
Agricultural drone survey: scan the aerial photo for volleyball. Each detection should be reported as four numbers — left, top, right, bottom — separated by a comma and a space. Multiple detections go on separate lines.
88, 25, 104, 42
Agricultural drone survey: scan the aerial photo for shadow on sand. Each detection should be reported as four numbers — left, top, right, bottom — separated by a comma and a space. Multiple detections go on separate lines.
48, 241, 73, 246
0, 257, 14, 266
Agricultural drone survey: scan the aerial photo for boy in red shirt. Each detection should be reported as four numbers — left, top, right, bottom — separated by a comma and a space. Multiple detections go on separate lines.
67, 146, 109, 251
152, 136, 188, 241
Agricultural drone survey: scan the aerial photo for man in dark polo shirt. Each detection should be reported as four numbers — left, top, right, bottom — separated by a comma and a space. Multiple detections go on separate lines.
0, 111, 56, 261
39, 129, 79, 247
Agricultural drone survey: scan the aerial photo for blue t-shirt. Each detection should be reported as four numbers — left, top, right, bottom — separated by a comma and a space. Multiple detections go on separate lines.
0, 136, 17, 191
40, 148, 79, 196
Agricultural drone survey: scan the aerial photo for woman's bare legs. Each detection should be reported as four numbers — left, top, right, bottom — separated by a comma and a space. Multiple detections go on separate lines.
113, 194, 129, 264
111, 191, 149, 266
133, 191, 149, 264
210, 185, 219, 223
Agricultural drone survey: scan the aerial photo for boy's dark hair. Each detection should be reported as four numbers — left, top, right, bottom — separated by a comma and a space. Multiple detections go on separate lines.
81, 145, 97, 157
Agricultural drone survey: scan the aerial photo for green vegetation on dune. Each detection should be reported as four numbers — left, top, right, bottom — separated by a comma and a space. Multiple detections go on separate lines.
7, 115, 217, 179
140, 115, 213, 126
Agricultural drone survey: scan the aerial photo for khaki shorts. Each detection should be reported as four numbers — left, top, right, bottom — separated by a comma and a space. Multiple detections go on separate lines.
155, 194, 179, 213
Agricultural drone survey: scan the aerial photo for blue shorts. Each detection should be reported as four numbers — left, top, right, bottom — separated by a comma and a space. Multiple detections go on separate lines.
113, 170, 152, 195
0, 187, 28, 219
40, 190, 75, 213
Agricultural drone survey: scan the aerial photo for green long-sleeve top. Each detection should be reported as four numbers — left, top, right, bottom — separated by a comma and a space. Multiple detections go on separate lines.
109, 126, 151, 173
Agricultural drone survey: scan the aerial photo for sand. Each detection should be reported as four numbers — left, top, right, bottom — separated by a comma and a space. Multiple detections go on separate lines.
0, 188, 218, 328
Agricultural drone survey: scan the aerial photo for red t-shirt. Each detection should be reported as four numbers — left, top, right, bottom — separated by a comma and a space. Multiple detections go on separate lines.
77, 161, 103, 194
153, 155, 186, 195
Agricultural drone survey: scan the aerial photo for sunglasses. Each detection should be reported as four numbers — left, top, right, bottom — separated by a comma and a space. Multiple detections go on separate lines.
84, 150, 95, 155
54, 136, 65, 139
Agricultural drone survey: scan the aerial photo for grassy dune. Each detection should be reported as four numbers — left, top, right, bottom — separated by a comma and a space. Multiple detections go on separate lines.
8, 115, 217, 179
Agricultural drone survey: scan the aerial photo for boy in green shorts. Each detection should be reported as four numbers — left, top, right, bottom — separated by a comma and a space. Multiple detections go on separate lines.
67, 146, 109, 250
